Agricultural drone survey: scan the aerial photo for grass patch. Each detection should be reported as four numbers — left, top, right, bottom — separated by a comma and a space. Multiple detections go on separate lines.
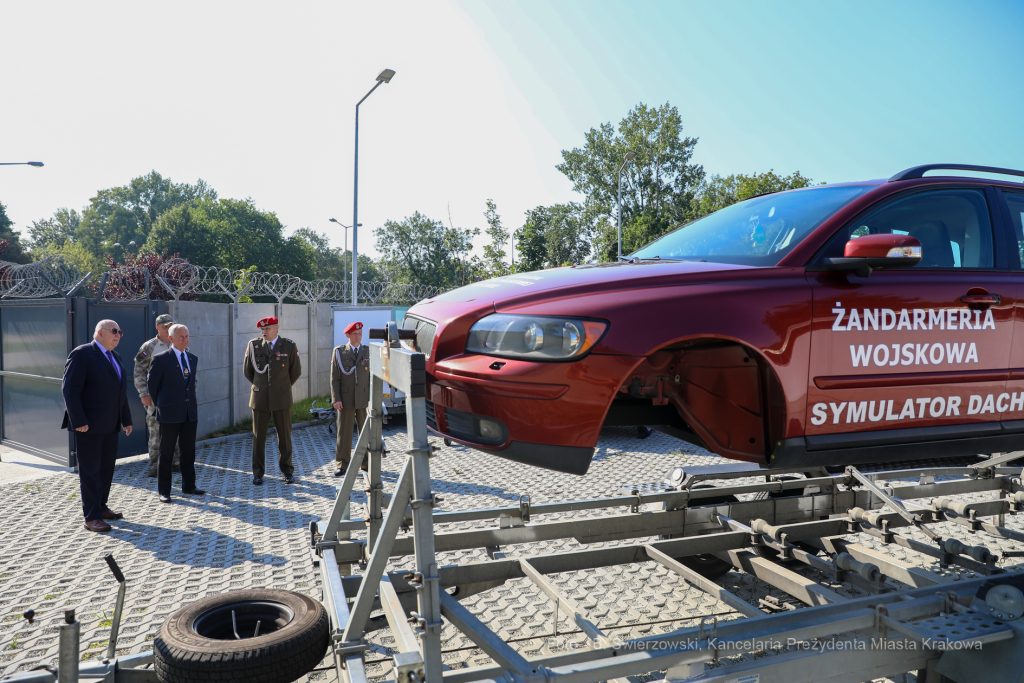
202, 395, 332, 439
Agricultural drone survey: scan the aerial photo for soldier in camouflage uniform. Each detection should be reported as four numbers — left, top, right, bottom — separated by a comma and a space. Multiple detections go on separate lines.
243, 316, 302, 485
134, 314, 180, 477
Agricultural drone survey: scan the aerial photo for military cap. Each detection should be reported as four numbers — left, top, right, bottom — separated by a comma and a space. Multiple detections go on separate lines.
155, 314, 174, 326
257, 316, 279, 328
344, 321, 363, 334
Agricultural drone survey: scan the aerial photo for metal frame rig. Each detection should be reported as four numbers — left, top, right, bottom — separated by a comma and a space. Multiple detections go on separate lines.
312, 323, 1024, 683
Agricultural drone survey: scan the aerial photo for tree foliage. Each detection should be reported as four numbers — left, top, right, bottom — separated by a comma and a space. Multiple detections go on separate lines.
558, 103, 704, 232
480, 200, 511, 278
0, 200, 30, 263
76, 171, 216, 257
375, 212, 477, 289
696, 170, 817, 217
28, 207, 81, 250
514, 203, 594, 270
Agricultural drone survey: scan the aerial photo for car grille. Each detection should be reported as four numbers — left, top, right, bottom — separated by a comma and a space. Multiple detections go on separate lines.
425, 400, 437, 430
443, 408, 476, 441
401, 315, 437, 359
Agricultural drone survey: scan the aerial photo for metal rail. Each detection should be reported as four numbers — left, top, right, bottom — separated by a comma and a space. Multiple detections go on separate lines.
311, 325, 1024, 683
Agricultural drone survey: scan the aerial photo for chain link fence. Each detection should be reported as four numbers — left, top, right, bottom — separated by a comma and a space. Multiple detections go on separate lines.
0, 255, 443, 305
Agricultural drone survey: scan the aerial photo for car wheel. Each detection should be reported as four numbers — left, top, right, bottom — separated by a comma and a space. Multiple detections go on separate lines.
154, 589, 329, 683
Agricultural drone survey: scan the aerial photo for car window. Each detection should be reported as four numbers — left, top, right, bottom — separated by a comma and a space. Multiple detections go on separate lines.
631, 185, 874, 267
815, 188, 994, 269
1003, 191, 1024, 269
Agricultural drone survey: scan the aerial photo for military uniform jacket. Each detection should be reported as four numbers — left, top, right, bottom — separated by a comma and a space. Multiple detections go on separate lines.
244, 336, 302, 412
331, 343, 370, 410
134, 336, 173, 398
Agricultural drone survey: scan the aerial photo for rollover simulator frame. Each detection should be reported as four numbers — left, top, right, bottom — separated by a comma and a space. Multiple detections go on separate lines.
313, 322, 1024, 683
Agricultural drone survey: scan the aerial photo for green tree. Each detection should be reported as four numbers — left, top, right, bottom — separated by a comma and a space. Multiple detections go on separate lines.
696, 170, 817, 217
145, 203, 219, 266
27, 208, 81, 250
77, 171, 216, 258
375, 212, 478, 289
515, 203, 594, 271
556, 102, 705, 261
480, 200, 511, 278
0, 200, 30, 263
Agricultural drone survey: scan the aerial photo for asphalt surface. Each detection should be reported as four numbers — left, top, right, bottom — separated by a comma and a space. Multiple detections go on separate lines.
1, 423, 1022, 682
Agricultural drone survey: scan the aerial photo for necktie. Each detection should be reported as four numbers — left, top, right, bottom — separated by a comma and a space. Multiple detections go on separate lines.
178, 352, 189, 380
105, 350, 121, 381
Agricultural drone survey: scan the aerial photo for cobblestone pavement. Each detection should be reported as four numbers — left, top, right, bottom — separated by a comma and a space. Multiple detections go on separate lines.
1, 422, 1023, 683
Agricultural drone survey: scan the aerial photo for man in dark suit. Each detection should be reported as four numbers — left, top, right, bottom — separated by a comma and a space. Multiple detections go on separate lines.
61, 319, 134, 533
148, 324, 204, 503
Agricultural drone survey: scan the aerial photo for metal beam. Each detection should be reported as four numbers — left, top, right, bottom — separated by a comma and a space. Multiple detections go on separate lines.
717, 549, 848, 606
644, 544, 764, 618
439, 591, 537, 677
520, 559, 610, 646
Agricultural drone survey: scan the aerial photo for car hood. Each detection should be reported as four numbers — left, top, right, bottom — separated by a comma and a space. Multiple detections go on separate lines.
424, 260, 754, 307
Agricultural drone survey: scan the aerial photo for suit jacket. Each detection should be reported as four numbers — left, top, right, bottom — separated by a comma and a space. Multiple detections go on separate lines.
148, 348, 199, 423
61, 341, 133, 434
330, 343, 370, 409
243, 336, 301, 412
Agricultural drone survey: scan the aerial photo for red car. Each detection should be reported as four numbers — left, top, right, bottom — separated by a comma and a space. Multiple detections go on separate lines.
404, 164, 1024, 474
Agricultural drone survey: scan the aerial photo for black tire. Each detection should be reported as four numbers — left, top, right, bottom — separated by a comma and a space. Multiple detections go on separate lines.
154, 589, 329, 683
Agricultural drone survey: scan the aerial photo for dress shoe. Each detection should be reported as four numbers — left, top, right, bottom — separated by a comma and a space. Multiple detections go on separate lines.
84, 519, 112, 532
253, 476, 263, 486
334, 466, 346, 477
182, 488, 206, 495
159, 494, 172, 503
101, 509, 124, 520
284, 475, 295, 484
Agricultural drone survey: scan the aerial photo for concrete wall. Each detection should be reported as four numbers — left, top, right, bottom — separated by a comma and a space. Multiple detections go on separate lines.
173, 301, 231, 439
172, 301, 339, 438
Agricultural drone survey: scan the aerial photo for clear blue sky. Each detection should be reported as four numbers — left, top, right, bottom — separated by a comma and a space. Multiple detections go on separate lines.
2, 1, 1022, 259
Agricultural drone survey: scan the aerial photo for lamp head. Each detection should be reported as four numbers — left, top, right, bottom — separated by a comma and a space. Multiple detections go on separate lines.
625, 152, 636, 161
27, 161, 44, 167
329, 218, 339, 223
377, 69, 396, 84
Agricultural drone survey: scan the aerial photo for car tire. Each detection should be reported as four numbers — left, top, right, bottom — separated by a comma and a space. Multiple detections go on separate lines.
154, 589, 329, 683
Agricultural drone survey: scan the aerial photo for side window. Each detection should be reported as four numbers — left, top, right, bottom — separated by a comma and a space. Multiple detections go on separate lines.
1003, 191, 1024, 269
816, 189, 994, 269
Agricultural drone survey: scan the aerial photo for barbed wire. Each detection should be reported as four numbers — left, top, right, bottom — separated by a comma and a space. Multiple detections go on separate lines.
119, 261, 443, 305
0, 255, 445, 305
0, 255, 88, 298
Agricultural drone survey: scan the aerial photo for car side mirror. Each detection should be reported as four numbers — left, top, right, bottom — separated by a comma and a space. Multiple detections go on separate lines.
816, 234, 922, 278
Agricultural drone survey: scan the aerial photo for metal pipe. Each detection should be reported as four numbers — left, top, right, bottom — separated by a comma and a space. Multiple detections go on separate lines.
105, 581, 126, 659
57, 610, 79, 683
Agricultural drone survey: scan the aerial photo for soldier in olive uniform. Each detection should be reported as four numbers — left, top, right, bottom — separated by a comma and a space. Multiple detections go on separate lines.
243, 316, 302, 485
134, 313, 180, 477
331, 321, 370, 476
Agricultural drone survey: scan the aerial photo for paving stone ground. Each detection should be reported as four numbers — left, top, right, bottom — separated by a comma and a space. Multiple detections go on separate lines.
1, 422, 1022, 683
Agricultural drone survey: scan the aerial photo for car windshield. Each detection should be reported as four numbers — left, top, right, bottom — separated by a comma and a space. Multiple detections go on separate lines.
631, 185, 875, 266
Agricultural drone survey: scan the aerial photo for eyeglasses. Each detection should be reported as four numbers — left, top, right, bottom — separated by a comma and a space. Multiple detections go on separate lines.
104, 328, 123, 335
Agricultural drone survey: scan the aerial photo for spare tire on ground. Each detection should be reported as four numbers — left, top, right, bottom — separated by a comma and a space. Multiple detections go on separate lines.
154, 589, 329, 683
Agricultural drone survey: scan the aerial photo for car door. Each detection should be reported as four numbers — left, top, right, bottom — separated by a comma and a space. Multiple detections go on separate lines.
805, 186, 1014, 450
999, 189, 1024, 421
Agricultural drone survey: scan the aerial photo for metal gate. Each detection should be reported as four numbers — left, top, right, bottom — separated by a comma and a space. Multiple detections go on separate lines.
0, 297, 165, 466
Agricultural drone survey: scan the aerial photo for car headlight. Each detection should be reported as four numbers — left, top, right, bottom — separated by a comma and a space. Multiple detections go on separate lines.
465, 314, 608, 361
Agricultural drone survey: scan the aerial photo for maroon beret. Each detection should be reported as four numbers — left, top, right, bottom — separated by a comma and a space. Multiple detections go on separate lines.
344, 321, 363, 334
257, 316, 279, 328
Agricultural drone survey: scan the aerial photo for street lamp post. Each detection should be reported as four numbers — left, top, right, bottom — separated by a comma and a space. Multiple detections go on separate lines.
0, 162, 44, 167
352, 68, 395, 305
617, 152, 636, 260
329, 218, 361, 303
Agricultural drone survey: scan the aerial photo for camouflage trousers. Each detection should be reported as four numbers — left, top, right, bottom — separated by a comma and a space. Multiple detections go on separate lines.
146, 407, 180, 476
